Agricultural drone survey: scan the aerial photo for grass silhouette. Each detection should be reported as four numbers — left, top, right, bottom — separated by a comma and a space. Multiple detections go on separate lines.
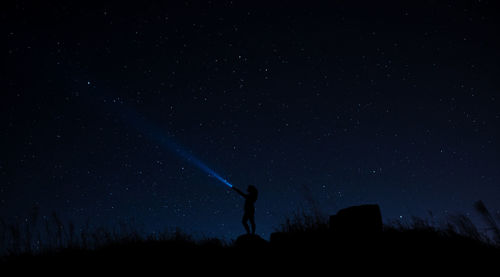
1, 202, 500, 271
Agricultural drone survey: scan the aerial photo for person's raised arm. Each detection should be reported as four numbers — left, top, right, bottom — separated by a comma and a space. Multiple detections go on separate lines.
231, 186, 247, 198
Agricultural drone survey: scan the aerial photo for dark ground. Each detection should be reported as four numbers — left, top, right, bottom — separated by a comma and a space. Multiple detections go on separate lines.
2, 225, 499, 274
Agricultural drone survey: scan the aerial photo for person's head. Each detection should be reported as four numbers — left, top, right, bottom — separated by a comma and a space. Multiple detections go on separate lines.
247, 185, 258, 195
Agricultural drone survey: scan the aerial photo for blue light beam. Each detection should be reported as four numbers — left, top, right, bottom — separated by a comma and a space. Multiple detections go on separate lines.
121, 107, 233, 188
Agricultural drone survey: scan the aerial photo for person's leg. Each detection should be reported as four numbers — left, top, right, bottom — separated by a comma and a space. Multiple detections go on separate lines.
249, 215, 256, 235
242, 214, 250, 234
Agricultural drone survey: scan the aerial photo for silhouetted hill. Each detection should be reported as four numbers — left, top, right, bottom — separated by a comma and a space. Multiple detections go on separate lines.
3, 228, 498, 273
2, 204, 500, 273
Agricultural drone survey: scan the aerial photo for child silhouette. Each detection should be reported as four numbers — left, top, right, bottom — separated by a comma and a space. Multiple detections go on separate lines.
232, 185, 258, 235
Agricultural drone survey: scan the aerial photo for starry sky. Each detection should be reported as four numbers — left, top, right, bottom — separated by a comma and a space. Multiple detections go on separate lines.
1, 1, 500, 240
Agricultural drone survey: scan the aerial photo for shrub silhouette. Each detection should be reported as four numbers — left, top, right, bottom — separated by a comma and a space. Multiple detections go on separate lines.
1, 202, 500, 271
475, 200, 500, 243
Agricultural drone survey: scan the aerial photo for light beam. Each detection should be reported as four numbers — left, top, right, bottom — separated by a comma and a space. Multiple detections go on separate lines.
121, 106, 233, 188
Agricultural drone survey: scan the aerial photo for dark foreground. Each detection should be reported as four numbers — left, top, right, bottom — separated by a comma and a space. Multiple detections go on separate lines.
2, 229, 499, 274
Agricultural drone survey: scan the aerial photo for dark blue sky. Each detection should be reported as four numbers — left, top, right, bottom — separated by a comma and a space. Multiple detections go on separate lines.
1, 1, 500, 239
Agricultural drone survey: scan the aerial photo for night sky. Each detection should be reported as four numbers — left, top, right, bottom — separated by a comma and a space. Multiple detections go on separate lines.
1, 1, 500, 240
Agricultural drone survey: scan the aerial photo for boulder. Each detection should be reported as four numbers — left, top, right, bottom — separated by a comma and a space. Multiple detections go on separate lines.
329, 204, 383, 235
233, 234, 269, 249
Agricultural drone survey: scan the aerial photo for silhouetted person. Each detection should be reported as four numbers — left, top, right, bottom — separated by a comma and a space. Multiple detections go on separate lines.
232, 185, 258, 235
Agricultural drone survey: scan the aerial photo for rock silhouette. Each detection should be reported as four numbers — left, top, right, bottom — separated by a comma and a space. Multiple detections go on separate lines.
270, 204, 383, 248
329, 204, 383, 235
234, 234, 268, 249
